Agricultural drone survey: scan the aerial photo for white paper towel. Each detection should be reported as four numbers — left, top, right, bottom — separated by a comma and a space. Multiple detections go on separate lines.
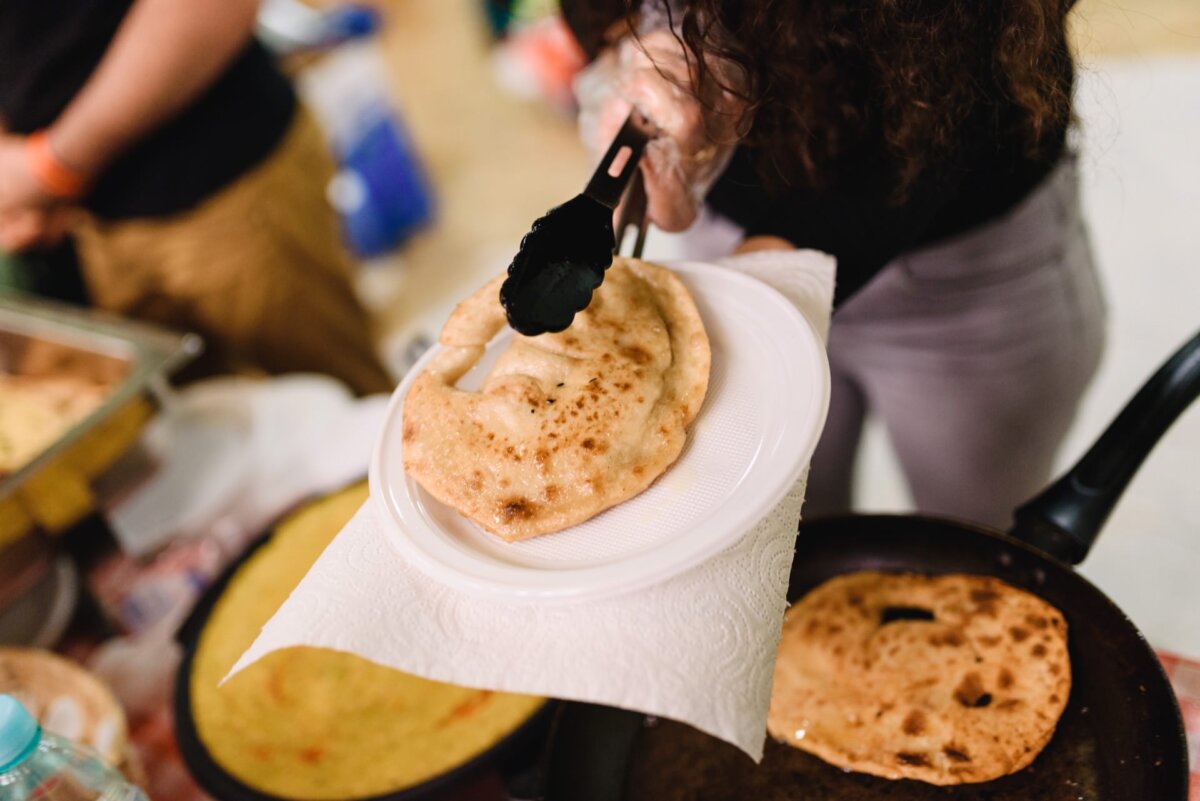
229, 250, 835, 760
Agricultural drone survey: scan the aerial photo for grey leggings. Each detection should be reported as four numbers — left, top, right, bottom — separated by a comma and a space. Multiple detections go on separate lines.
805, 155, 1107, 528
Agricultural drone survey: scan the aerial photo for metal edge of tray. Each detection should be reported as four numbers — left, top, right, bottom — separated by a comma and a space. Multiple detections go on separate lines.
0, 292, 203, 502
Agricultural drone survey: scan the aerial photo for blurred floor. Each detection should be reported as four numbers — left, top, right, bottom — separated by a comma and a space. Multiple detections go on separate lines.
363, 0, 1200, 654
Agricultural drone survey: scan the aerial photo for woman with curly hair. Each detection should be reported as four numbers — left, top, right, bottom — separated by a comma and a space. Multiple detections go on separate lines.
561, 0, 1105, 527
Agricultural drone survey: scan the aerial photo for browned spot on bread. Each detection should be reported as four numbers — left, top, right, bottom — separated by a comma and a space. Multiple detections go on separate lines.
930, 630, 965, 647
1010, 626, 1030, 642
998, 669, 1014, 689
1026, 615, 1049, 629
436, 691, 493, 728
544, 485, 559, 501
970, 589, 999, 604
902, 709, 927, 735
954, 673, 992, 707
1031, 643, 1047, 658
534, 448, 550, 466
971, 588, 1000, 616
943, 745, 972, 763
896, 752, 930, 767
581, 438, 595, 450
299, 746, 325, 765
499, 498, 536, 521
978, 635, 1002, 647
997, 698, 1023, 710
621, 345, 652, 365
402, 424, 416, 443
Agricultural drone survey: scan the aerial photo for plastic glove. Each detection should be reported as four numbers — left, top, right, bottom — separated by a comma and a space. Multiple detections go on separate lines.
574, 28, 747, 232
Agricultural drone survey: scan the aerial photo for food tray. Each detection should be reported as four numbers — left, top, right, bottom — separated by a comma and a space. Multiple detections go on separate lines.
0, 293, 201, 544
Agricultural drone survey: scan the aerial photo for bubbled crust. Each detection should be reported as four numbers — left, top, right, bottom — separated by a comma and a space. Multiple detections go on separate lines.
768, 571, 1071, 785
401, 258, 711, 541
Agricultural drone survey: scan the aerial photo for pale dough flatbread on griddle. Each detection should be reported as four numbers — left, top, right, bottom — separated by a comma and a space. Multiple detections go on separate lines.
402, 257, 710, 541
768, 571, 1071, 785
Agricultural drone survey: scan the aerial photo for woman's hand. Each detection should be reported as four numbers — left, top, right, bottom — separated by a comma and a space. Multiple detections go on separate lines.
0, 134, 77, 251
574, 29, 747, 232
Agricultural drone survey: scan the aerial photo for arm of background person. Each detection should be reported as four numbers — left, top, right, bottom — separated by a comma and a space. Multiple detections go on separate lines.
47, 0, 261, 178
0, 0, 259, 249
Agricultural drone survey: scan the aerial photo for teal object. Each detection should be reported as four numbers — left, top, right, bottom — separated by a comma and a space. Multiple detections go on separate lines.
0, 694, 149, 800
0, 695, 41, 773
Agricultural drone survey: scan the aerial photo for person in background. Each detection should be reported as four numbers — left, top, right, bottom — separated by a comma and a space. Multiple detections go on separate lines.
562, 0, 1105, 528
0, 0, 394, 395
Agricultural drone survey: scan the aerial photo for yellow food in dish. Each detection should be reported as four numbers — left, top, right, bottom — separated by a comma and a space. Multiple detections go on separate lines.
190, 482, 545, 800
0, 374, 110, 477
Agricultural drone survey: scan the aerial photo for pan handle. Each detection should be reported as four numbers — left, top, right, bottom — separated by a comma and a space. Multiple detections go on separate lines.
1010, 329, 1200, 564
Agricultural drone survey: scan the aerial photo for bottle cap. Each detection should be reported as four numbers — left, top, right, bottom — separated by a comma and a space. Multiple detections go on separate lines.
0, 695, 41, 772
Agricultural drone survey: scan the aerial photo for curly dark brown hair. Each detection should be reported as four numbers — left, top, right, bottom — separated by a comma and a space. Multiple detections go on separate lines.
562, 0, 1075, 198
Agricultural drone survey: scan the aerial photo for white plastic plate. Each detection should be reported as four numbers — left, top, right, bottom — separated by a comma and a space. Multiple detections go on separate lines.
370, 261, 830, 602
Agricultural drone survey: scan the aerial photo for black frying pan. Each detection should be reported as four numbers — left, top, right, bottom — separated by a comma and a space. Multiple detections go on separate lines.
544, 330, 1200, 801
173, 532, 559, 801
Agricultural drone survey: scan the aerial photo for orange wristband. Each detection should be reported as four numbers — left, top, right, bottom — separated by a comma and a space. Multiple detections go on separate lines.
25, 131, 90, 199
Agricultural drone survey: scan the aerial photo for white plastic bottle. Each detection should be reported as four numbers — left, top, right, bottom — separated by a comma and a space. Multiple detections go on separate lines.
0, 695, 148, 801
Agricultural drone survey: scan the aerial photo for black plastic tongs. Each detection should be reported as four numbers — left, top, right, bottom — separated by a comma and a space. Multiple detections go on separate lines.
499, 111, 653, 336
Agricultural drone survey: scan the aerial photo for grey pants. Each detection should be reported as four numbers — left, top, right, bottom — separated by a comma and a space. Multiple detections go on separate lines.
805, 155, 1107, 528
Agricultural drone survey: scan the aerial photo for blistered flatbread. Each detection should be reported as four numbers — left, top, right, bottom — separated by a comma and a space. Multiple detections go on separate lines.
769, 571, 1071, 785
402, 258, 710, 541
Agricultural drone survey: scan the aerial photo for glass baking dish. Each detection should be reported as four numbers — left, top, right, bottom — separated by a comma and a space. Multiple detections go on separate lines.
0, 293, 202, 545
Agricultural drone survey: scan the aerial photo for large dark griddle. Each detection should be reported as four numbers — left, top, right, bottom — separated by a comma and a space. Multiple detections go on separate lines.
545, 331, 1200, 801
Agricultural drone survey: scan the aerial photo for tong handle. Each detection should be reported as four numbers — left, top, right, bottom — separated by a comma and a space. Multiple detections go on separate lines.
583, 112, 650, 210
614, 171, 649, 258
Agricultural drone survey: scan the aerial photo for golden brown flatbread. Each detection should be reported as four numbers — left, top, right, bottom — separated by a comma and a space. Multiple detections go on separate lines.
402, 258, 710, 541
192, 483, 544, 800
768, 571, 1071, 785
